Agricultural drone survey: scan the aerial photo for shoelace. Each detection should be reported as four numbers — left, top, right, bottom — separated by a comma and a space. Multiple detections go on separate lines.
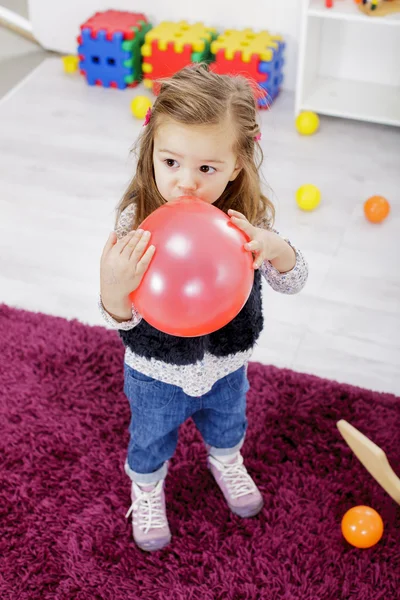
125, 480, 167, 534
209, 453, 257, 499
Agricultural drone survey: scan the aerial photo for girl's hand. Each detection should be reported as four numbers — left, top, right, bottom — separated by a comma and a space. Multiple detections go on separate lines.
228, 209, 280, 269
100, 229, 155, 304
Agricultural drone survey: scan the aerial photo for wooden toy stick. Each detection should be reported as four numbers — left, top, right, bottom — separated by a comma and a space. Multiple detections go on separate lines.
358, 0, 400, 16
337, 419, 400, 505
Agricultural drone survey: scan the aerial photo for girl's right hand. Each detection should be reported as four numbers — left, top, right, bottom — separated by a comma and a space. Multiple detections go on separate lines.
100, 229, 155, 305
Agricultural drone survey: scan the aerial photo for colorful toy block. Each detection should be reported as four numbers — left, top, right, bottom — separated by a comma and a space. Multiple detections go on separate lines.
77, 10, 152, 89
210, 29, 285, 108
76, 14, 286, 109
141, 21, 217, 92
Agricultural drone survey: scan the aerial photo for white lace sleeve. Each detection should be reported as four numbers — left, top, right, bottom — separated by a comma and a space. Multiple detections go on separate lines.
98, 295, 142, 330
115, 203, 136, 239
256, 215, 308, 295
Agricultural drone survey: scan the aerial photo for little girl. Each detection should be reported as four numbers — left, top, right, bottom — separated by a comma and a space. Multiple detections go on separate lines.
99, 64, 308, 552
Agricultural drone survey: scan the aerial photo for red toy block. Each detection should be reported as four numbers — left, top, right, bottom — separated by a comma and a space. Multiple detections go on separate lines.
143, 40, 193, 83
79, 9, 148, 42
210, 49, 268, 85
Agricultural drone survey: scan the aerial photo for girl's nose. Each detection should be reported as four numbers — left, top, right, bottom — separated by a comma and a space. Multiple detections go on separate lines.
178, 173, 197, 193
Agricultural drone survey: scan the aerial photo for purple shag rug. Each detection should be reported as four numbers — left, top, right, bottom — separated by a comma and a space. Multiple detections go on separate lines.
0, 304, 399, 600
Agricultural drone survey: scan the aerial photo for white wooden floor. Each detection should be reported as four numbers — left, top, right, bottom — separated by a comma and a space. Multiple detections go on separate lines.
1, 58, 399, 396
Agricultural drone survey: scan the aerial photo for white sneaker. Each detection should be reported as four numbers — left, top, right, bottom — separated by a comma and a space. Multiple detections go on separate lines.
207, 452, 264, 518
125, 479, 171, 552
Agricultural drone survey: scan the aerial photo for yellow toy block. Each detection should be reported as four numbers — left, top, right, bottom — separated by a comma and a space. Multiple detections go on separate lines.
62, 55, 79, 73
211, 29, 283, 63
142, 21, 216, 55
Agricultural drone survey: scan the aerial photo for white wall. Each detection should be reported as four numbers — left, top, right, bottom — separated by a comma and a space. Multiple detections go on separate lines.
28, 0, 302, 90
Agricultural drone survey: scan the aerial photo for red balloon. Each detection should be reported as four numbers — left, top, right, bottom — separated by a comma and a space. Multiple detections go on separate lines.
130, 196, 254, 337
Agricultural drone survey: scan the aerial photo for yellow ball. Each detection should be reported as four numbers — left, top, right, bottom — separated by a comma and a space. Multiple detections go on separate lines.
130, 96, 152, 120
296, 184, 321, 211
295, 111, 319, 136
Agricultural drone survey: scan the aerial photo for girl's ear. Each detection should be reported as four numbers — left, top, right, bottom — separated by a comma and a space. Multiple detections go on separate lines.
229, 160, 242, 182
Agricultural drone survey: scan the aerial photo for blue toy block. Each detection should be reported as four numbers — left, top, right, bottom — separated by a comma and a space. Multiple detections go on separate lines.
258, 70, 283, 108
259, 72, 283, 91
257, 40, 285, 107
258, 41, 285, 75
78, 28, 134, 89
258, 87, 280, 108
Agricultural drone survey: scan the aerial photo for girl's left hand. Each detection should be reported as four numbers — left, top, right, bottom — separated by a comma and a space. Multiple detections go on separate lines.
228, 209, 279, 270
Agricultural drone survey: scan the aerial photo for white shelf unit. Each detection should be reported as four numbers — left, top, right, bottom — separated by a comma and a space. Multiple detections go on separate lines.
295, 0, 400, 126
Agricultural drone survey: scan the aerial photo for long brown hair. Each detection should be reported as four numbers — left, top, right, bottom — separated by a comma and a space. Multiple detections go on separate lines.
116, 63, 274, 229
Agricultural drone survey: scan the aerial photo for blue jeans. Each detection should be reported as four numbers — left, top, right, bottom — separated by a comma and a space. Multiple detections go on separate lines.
123, 364, 250, 485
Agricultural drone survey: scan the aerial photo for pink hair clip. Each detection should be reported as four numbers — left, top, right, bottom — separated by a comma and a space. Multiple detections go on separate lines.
254, 132, 262, 141
143, 107, 152, 126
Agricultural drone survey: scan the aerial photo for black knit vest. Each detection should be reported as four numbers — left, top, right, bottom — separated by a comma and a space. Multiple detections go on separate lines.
119, 269, 263, 365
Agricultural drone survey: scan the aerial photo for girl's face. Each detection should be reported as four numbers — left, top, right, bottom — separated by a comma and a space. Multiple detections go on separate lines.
153, 118, 241, 204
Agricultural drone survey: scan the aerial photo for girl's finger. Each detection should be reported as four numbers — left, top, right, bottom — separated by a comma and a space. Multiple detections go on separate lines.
228, 209, 246, 220
127, 230, 151, 261
244, 240, 262, 252
101, 231, 118, 260
253, 254, 264, 269
119, 229, 143, 255
135, 244, 156, 276
231, 216, 253, 235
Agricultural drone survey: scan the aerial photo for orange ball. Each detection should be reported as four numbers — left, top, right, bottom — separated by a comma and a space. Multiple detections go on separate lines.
341, 506, 384, 549
364, 196, 390, 223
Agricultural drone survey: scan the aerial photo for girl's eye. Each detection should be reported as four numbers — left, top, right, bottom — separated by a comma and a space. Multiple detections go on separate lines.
164, 159, 179, 168
200, 165, 216, 174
